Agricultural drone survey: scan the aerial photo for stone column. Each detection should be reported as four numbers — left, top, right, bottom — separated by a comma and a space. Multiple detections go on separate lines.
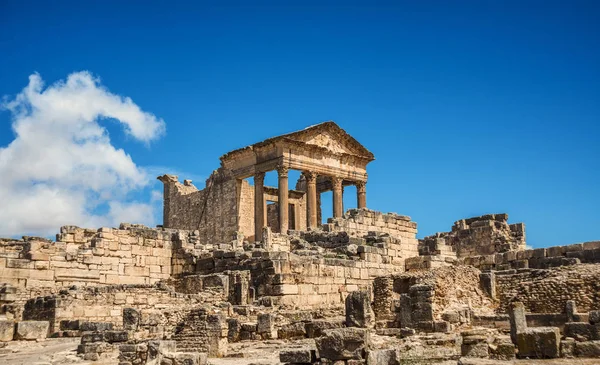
356, 181, 367, 209
303, 171, 318, 229
254, 172, 265, 242
332, 176, 344, 218
278, 166, 289, 233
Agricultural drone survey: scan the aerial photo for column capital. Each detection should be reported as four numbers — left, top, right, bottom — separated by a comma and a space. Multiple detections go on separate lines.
355, 180, 366, 193
276, 165, 289, 177
331, 176, 343, 190
303, 171, 317, 183
254, 171, 265, 183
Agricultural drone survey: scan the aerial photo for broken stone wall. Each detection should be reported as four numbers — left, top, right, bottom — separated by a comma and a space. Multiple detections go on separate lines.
195, 248, 405, 308
158, 168, 240, 245
23, 283, 226, 336
495, 264, 600, 314
373, 266, 496, 326
420, 214, 526, 259
460, 240, 600, 271
322, 209, 419, 261
0, 224, 210, 322
0, 225, 191, 292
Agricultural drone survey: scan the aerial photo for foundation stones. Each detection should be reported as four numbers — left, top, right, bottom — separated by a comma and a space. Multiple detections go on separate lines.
14, 320, 49, 340
516, 327, 560, 358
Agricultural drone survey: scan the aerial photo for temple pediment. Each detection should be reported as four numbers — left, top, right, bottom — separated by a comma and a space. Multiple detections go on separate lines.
221, 121, 375, 163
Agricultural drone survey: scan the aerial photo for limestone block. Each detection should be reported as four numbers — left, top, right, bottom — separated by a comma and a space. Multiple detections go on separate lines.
315, 328, 369, 361
257, 313, 277, 339
366, 349, 397, 365
305, 319, 344, 338
516, 327, 560, 359
15, 321, 49, 340
123, 308, 140, 330
278, 322, 306, 339
279, 349, 314, 363
345, 290, 374, 328
574, 340, 600, 357
0, 321, 14, 341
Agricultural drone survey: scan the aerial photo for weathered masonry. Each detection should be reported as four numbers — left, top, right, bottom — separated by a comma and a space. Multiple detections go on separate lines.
158, 122, 375, 243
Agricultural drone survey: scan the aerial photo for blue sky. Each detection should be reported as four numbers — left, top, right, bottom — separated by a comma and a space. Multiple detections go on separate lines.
0, 1, 598, 247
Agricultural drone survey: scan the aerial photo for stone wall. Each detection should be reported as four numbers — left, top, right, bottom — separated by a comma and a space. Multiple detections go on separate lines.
158, 168, 240, 245
22, 279, 227, 336
420, 214, 526, 258
373, 266, 496, 328
0, 225, 186, 292
460, 240, 600, 271
495, 264, 600, 314
323, 209, 419, 260
195, 248, 405, 308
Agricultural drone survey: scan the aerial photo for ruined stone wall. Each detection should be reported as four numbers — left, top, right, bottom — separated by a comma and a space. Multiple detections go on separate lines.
0, 225, 185, 293
195, 247, 405, 308
158, 168, 239, 245
22, 284, 224, 334
420, 214, 526, 258
460, 241, 600, 271
323, 209, 419, 260
22, 282, 228, 340
495, 264, 600, 314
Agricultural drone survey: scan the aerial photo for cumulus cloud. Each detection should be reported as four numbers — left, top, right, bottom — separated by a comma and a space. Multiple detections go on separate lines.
0, 71, 166, 237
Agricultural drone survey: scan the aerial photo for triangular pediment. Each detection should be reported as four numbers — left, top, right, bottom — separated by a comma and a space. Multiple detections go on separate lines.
281, 121, 374, 160
295, 130, 356, 155
221, 121, 375, 163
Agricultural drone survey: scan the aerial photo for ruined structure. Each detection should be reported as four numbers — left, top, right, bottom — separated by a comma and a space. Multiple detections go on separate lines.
0, 122, 599, 364
158, 122, 373, 243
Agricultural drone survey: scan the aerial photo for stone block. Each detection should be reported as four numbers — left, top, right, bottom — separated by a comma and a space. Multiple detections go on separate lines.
489, 342, 515, 360
0, 321, 15, 341
279, 348, 314, 363
345, 290, 374, 328
560, 338, 575, 358
123, 308, 140, 330
589, 310, 600, 325
461, 342, 489, 358
564, 322, 594, 341
80, 322, 113, 332
257, 313, 276, 339
315, 328, 369, 361
15, 321, 49, 340
305, 319, 343, 338
366, 349, 398, 365
278, 322, 306, 340
574, 341, 600, 357
516, 327, 560, 359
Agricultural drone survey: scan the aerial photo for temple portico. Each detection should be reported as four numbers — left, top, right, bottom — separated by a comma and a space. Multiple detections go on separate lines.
219, 122, 375, 241
159, 121, 375, 243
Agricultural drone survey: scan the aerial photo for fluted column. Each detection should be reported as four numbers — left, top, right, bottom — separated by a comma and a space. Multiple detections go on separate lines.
278, 165, 289, 233
254, 172, 265, 242
303, 171, 318, 229
332, 176, 344, 218
356, 181, 367, 209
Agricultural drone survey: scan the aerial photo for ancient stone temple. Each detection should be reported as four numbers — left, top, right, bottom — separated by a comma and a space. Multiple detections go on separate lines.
158, 121, 375, 243
0, 121, 599, 364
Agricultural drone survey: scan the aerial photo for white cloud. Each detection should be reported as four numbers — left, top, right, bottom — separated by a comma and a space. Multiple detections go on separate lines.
0, 71, 166, 237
